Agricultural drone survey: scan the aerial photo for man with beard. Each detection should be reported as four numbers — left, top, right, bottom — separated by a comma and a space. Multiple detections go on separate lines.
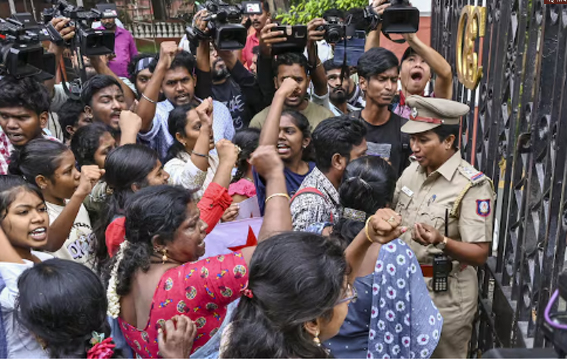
351, 47, 412, 178
324, 60, 360, 115
241, 1, 271, 69
98, 16, 138, 78
210, 47, 253, 130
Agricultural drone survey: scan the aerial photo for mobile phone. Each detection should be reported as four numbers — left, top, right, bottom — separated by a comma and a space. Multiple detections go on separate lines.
271, 25, 307, 55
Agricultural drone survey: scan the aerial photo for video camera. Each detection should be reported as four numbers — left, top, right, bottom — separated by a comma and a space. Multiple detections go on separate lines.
185, 0, 263, 50
42, 0, 116, 57
0, 13, 59, 79
381, 0, 419, 34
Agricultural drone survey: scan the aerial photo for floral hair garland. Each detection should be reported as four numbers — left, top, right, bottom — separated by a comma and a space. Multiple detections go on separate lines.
107, 241, 128, 318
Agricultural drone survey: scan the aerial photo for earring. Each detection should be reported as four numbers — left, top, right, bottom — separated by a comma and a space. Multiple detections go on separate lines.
313, 330, 321, 347
161, 248, 168, 264
35, 335, 47, 350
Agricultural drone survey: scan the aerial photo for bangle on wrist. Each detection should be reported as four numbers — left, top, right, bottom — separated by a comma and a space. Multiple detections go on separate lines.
436, 236, 449, 250
141, 93, 157, 104
265, 193, 290, 204
189, 150, 209, 158
364, 216, 375, 244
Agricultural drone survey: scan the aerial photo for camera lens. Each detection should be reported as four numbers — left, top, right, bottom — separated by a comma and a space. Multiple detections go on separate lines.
326, 27, 341, 43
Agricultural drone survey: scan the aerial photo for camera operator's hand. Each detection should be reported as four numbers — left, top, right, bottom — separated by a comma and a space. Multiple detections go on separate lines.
371, 0, 391, 16
365, 0, 391, 51
241, 15, 250, 26
51, 17, 75, 43
48, 18, 75, 55
193, 9, 210, 34
158, 41, 180, 70
259, 20, 286, 57
216, 48, 238, 69
402, 33, 417, 42
307, 18, 325, 45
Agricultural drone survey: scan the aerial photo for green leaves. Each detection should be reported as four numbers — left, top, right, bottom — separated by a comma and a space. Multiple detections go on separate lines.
276, 0, 369, 25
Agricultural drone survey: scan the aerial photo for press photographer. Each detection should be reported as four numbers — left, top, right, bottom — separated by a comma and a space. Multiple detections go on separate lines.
251, 19, 334, 130
94, 3, 138, 78
366, 0, 453, 117
185, 0, 263, 50
241, 0, 271, 69
0, 13, 59, 79
43, 1, 137, 112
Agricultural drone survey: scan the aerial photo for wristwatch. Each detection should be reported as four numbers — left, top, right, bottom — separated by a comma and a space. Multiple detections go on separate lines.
436, 237, 448, 251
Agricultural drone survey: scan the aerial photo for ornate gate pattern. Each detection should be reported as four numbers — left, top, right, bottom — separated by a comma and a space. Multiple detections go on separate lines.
431, 0, 567, 354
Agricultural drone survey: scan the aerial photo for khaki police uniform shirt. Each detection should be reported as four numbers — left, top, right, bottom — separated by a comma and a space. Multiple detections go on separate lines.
393, 151, 494, 265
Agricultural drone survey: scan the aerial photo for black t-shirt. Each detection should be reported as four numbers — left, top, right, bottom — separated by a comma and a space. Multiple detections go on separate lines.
350, 110, 412, 178
212, 77, 252, 130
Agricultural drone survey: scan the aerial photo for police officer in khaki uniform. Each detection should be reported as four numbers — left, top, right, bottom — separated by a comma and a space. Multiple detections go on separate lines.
393, 96, 494, 358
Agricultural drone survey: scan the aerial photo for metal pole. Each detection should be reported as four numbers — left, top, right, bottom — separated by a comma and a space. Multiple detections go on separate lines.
8, 0, 16, 15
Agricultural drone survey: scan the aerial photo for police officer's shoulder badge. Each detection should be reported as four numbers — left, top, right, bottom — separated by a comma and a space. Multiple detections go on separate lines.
476, 199, 491, 217
458, 166, 485, 184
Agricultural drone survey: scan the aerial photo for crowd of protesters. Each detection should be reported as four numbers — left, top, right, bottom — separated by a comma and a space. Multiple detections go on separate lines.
0, 0, 494, 358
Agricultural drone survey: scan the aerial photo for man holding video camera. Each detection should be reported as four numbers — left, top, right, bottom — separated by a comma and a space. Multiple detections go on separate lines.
367, 0, 453, 112
97, 15, 138, 78
241, 0, 271, 69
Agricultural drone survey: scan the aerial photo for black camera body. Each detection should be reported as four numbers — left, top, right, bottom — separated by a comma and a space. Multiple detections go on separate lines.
381, 0, 420, 34
0, 14, 57, 79
185, 0, 262, 50
316, 16, 344, 44
271, 25, 307, 55
43, 0, 116, 57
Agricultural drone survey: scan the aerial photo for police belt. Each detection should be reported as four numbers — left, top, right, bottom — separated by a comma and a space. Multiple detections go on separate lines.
419, 261, 468, 278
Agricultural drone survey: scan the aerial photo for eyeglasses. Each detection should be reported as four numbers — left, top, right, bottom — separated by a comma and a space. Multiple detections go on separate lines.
336, 283, 358, 305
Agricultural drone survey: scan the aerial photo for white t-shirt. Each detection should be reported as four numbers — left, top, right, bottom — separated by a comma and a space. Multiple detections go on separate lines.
164, 151, 219, 201
45, 202, 94, 266
0, 252, 52, 359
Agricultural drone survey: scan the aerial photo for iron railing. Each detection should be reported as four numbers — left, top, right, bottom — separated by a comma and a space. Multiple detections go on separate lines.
431, 0, 567, 355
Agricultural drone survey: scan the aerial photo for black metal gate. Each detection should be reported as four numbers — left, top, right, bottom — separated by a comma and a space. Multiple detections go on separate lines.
431, 0, 567, 355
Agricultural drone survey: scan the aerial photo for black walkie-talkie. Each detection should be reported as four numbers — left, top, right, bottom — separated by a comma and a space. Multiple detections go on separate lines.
433, 209, 450, 292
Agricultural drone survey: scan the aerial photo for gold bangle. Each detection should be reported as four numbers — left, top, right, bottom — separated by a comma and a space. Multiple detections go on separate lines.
265, 193, 290, 204
364, 216, 374, 244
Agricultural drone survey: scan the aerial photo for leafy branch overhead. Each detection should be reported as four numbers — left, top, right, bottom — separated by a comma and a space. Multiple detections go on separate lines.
276, 0, 369, 25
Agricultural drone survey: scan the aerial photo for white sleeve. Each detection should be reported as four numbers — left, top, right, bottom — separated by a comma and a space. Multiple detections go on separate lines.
164, 158, 208, 192
0, 262, 33, 310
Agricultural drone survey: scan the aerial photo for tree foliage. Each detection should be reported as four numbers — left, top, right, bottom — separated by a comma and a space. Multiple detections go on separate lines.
276, 0, 369, 25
